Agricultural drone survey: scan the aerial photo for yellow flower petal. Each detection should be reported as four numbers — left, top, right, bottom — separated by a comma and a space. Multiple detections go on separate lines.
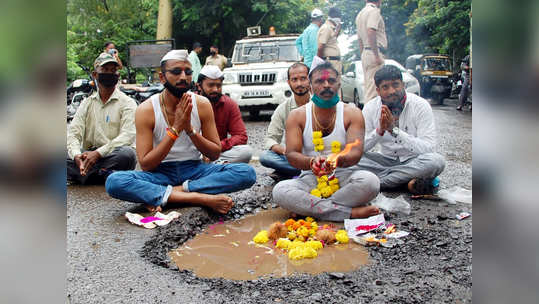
253, 230, 269, 244
335, 230, 349, 243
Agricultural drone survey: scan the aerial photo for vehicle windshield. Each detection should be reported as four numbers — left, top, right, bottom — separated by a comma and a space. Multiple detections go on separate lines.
422, 57, 451, 71
232, 39, 300, 63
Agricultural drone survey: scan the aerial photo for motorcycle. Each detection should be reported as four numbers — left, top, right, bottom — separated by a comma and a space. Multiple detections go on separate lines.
119, 82, 164, 105
67, 63, 94, 121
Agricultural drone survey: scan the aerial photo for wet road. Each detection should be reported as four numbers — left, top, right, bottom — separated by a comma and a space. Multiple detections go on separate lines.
67, 98, 472, 303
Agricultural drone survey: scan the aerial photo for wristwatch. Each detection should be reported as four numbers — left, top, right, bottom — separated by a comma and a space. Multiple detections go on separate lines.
186, 128, 195, 137
390, 127, 400, 138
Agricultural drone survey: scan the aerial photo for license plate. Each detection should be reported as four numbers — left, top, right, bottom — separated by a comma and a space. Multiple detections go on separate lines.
243, 90, 271, 98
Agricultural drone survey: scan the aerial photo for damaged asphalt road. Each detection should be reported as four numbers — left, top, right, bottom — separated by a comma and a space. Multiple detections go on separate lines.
67, 99, 472, 303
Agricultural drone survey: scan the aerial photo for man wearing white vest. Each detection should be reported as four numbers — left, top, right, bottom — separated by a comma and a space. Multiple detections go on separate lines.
106, 50, 256, 213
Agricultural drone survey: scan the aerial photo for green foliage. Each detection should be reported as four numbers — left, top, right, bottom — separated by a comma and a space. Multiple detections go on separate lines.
67, 0, 159, 82
330, 0, 470, 68
405, 0, 471, 68
170, 0, 314, 57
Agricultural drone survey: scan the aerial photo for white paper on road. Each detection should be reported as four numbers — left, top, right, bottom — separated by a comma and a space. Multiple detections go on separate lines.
125, 211, 181, 229
344, 213, 386, 236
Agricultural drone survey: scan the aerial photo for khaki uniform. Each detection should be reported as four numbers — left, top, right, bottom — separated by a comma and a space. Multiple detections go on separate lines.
317, 20, 342, 75
205, 54, 228, 70
356, 2, 388, 103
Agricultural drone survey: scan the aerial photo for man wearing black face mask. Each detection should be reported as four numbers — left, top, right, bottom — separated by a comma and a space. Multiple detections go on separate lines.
67, 53, 137, 185
358, 65, 445, 194
205, 46, 227, 71
197, 65, 252, 163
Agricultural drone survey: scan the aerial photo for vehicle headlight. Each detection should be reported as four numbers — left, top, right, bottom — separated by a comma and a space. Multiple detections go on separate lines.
223, 72, 237, 84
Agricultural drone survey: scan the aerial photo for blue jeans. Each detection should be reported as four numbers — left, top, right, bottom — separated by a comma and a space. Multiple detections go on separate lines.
259, 150, 301, 176
105, 160, 256, 206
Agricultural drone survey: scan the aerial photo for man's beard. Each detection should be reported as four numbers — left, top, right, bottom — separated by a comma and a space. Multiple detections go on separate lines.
201, 88, 222, 103
291, 85, 309, 96
381, 89, 406, 117
164, 76, 190, 99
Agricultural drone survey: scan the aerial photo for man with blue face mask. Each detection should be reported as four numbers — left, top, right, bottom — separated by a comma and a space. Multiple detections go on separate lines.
272, 61, 380, 221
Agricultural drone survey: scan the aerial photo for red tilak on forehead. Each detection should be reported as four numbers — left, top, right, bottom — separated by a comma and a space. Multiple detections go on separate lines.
320, 70, 330, 80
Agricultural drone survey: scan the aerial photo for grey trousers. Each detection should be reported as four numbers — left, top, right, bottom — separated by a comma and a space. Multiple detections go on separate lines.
67, 146, 137, 185
356, 152, 445, 190
273, 168, 380, 221
218, 145, 253, 163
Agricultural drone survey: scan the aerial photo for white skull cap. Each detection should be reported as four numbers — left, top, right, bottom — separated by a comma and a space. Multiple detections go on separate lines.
309, 56, 326, 75
199, 65, 223, 79
311, 8, 323, 18
160, 49, 189, 64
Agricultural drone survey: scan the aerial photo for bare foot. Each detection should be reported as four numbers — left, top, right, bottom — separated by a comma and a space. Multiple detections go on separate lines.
407, 179, 417, 193
204, 194, 234, 214
350, 205, 380, 218
145, 204, 162, 213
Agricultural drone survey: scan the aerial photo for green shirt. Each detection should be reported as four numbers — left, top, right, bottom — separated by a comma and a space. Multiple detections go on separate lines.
67, 88, 137, 159
188, 50, 202, 82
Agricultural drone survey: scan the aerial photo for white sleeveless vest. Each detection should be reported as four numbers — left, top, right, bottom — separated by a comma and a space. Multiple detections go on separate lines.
302, 101, 347, 157
151, 92, 202, 162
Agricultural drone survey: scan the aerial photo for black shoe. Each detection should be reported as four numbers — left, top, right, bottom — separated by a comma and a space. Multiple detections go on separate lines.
269, 172, 294, 182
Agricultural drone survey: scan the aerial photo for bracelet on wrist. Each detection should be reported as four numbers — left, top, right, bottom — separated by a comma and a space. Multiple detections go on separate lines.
169, 126, 179, 136
166, 128, 178, 140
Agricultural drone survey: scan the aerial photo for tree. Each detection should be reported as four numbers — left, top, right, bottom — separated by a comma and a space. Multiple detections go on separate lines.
67, 0, 159, 81
405, 0, 471, 68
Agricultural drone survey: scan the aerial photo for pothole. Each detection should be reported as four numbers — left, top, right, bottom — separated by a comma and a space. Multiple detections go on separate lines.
168, 208, 369, 280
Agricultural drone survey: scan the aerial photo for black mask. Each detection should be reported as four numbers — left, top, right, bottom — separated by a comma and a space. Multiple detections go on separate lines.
97, 73, 119, 88
163, 75, 189, 98
210, 51, 216, 56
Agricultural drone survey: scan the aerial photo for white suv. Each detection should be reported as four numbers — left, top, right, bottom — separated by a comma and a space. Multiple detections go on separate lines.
222, 34, 300, 117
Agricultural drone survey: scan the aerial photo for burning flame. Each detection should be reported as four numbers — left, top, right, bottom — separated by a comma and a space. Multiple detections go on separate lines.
326, 139, 362, 167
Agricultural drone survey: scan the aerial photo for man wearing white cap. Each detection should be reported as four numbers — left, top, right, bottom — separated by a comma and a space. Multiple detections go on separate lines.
197, 65, 253, 164
106, 50, 256, 213
296, 8, 324, 68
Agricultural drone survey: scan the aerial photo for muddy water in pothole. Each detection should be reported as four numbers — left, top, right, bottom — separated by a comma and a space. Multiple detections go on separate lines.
169, 208, 369, 280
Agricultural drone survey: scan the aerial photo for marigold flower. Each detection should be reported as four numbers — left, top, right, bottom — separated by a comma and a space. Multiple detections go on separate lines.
317, 175, 329, 183
297, 226, 310, 238
313, 131, 322, 139
302, 221, 312, 229
310, 188, 321, 197
287, 231, 297, 240
309, 228, 317, 237
317, 182, 327, 190
312, 138, 323, 145
305, 216, 315, 223
284, 219, 296, 227
328, 177, 339, 185
320, 186, 333, 198
253, 230, 269, 244
292, 222, 302, 230
276, 238, 291, 250
297, 235, 306, 242
315, 144, 325, 152
335, 230, 349, 244
311, 222, 318, 231
330, 184, 340, 193
331, 141, 341, 153
305, 240, 323, 250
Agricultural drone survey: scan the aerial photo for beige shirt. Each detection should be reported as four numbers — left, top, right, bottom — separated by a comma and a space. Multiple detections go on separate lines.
205, 54, 228, 70
264, 96, 302, 150
317, 20, 341, 57
67, 88, 137, 159
356, 2, 388, 49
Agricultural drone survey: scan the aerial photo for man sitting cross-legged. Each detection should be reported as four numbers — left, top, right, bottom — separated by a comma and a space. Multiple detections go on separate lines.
272, 62, 380, 221
105, 50, 256, 213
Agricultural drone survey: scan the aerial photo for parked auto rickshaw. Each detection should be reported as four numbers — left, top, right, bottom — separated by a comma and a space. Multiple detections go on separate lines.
405, 54, 453, 104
